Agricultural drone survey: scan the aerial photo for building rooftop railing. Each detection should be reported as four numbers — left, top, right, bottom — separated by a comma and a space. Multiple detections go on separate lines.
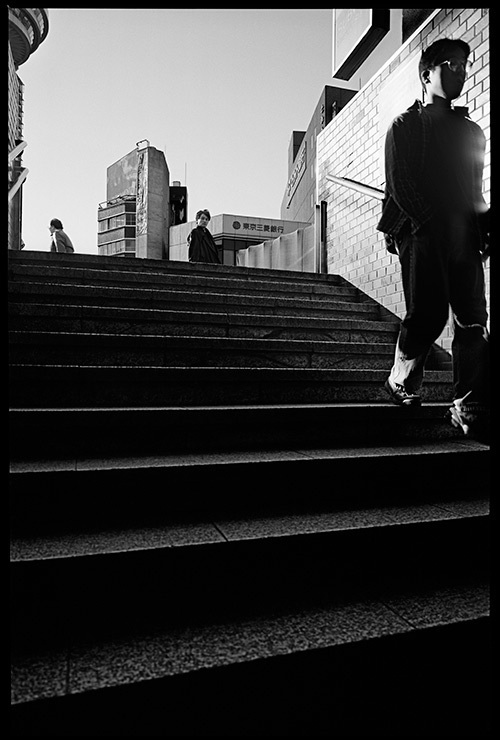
98, 194, 137, 210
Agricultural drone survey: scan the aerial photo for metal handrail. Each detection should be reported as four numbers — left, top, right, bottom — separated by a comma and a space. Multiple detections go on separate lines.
326, 174, 384, 201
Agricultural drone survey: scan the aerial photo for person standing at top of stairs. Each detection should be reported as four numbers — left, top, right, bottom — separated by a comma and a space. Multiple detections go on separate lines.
377, 37, 490, 442
187, 209, 221, 264
48, 219, 74, 253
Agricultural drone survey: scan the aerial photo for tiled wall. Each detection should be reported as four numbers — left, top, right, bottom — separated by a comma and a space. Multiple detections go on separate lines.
317, 8, 490, 351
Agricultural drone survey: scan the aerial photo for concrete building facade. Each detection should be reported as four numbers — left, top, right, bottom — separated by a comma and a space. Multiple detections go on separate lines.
97, 143, 187, 259
280, 86, 357, 224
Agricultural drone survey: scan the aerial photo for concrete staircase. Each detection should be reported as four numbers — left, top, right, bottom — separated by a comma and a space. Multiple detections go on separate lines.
9, 251, 490, 737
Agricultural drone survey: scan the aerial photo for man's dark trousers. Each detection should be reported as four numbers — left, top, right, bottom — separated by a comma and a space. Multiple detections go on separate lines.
388, 211, 490, 407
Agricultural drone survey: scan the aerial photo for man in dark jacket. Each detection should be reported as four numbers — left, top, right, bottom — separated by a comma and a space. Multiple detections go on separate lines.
377, 37, 490, 440
49, 219, 74, 253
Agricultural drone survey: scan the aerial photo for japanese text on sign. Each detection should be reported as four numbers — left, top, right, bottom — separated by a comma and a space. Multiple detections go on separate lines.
242, 223, 284, 233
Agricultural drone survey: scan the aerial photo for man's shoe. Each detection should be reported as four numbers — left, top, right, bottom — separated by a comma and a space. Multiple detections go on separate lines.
384, 379, 421, 406
448, 404, 490, 443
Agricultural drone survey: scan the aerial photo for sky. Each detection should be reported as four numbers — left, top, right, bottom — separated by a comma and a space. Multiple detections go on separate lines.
17, 8, 345, 255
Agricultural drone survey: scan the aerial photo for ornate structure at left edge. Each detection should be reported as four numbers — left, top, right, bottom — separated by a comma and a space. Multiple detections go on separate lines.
8, 7, 49, 251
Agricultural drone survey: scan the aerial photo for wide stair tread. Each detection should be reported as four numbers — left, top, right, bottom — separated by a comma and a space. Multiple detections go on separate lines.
8, 263, 357, 296
8, 364, 454, 408
9, 330, 399, 368
10, 281, 377, 319
9, 437, 489, 473
7, 252, 355, 287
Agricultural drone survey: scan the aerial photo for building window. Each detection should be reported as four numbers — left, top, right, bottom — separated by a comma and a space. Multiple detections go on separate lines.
108, 215, 124, 229
100, 239, 136, 256
98, 213, 136, 233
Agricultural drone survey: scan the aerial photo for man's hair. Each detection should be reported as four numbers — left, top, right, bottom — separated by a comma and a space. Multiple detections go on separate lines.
419, 37, 470, 81
196, 209, 211, 221
50, 218, 63, 229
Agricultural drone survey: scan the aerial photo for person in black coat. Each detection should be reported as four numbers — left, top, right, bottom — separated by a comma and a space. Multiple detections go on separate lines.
187, 209, 221, 264
48, 218, 75, 253
377, 37, 489, 440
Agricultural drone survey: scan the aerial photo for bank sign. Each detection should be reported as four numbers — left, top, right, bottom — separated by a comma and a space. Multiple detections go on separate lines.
220, 215, 285, 236
229, 220, 284, 235
285, 141, 307, 208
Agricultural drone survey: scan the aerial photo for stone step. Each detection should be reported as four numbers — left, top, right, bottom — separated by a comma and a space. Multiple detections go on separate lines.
10, 492, 489, 648
8, 298, 384, 332
8, 302, 400, 345
8, 402, 462, 461
11, 492, 488, 559
7, 250, 355, 287
9, 281, 373, 318
8, 305, 451, 369
10, 441, 489, 531
9, 364, 454, 407
9, 331, 398, 369
11, 578, 490, 737
9, 262, 360, 300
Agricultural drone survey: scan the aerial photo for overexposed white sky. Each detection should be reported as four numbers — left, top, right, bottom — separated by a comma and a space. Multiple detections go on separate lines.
17, 8, 342, 254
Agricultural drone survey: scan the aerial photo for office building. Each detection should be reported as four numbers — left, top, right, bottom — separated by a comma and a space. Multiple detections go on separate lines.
97, 141, 187, 259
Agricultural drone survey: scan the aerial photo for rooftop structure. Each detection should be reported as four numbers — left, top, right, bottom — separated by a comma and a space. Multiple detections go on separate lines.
8, 7, 49, 68
8, 8, 50, 251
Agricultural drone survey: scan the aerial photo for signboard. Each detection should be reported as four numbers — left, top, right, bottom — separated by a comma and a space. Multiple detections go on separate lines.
218, 215, 310, 239
332, 9, 390, 80
107, 149, 137, 200
285, 141, 307, 208
229, 220, 284, 236
220, 214, 286, 237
